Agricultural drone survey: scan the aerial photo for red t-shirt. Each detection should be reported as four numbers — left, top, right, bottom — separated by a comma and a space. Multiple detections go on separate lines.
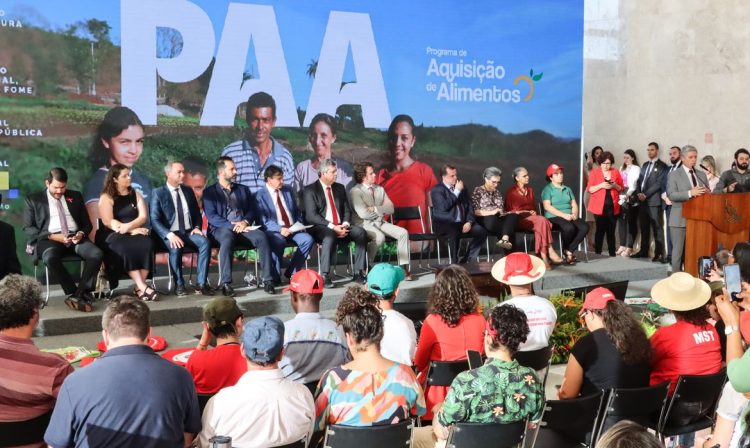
413, 313, 486, 419
649, 320, 722, 394
185, 343, 247, 394
377, 161, 438, 235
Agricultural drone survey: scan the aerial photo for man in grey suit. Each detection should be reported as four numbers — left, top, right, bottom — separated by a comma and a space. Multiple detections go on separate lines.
666, 145, 709, 272
350, 162, 412, 280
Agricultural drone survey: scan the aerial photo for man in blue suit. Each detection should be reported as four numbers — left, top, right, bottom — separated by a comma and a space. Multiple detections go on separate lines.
254, 165, 313, 282
430, 164, 487, 263
150, 160, 213, 297
203, 156, 275, 296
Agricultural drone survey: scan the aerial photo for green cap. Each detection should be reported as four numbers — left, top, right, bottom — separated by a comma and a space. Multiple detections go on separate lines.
367, 263, 405, 297
203, 297, 243, 329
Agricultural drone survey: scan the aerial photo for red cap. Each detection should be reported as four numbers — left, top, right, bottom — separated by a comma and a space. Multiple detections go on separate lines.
580, 287, 615, 315
546, 164, 563, 177
284, 269, 324, 294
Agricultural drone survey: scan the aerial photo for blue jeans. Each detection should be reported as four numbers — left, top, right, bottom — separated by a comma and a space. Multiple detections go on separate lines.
165, 231, 210, 287
266, 230, 314, 279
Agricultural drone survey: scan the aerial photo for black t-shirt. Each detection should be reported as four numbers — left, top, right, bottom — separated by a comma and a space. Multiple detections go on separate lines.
571, 328, 650, 397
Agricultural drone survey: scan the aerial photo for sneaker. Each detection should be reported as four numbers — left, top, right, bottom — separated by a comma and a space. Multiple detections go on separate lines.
221, 284, 235, 297
175, 284, 188, 297
195, 284, 215, 296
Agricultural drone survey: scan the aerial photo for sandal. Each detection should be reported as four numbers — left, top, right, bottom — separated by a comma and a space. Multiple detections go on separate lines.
137, 287, 159, 302
496, 237, 513, 250
65, 296, 93, 313
564, 251, 578, 265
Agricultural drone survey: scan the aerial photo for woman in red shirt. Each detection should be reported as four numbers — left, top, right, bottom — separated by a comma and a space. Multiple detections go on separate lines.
586, 151, 624, 256
413, 265, 485, 420
505, 167, 563, 269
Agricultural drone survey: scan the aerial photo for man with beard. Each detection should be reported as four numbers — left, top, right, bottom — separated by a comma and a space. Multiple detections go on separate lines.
714, 148, 750, 193
220, 92, 294, 193
661, 146, 682, 263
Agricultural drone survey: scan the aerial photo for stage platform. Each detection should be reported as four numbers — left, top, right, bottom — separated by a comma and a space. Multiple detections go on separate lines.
33, 252, 670, 339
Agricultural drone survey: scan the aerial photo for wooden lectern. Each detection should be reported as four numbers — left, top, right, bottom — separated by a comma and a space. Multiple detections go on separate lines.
682, 192, 750, 276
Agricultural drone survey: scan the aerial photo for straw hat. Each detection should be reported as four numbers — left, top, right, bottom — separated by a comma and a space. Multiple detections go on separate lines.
491, 252, 546, 286
650, 272, 711, 311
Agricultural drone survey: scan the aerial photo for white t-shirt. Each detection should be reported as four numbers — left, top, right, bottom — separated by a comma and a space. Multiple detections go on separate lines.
716, 381, 749, 448
380, 309, 417, 366
499, 295, 557, 351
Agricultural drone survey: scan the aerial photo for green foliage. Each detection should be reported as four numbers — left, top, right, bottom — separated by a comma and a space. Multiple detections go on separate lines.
548, 292, 587, 364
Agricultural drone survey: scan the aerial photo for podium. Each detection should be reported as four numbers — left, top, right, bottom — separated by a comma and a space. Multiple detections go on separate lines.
682, 192, 750, 276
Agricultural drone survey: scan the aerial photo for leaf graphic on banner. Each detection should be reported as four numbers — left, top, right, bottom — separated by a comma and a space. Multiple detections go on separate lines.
529, 69, 534, 77
533, 72, 543, 81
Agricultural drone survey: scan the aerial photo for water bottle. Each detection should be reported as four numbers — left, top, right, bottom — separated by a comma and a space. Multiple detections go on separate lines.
209, 435, 232, 448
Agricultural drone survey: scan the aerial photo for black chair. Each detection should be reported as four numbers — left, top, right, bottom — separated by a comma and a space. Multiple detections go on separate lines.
429, 207, 491, 264
322, 419, 414, 448
274, 439, 306, 448
31, 252, 84, 306
392, 206, 440, 271
655, 369, 727, 441
597, 381, 669, 439
197, 393, 215, 414
304, 380, 319, 396
446, 419, 527, 448
0, 410, 52, 447
530, 391, 605, 448
425, 360, 471, 398
513, 346, 553, 389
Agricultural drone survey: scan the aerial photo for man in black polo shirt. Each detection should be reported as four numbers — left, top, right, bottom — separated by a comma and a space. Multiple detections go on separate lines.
45, 296, 201, 448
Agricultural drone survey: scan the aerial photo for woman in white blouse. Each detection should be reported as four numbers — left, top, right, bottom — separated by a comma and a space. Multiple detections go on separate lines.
616, 149, 641, 257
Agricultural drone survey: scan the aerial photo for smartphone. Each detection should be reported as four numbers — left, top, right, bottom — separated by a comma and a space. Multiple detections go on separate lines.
698, 256, 713, 279
466, 350, 483, 370
724, 263, 742, 301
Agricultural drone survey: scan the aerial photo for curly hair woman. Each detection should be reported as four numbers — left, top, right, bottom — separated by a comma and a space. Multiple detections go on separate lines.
414, 304, 544, 447
314, 287, 425, 432
413, 265, 485, 420
559, 287, 651, 399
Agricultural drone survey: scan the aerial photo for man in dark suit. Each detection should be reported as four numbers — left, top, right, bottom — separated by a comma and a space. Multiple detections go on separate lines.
633, 142, 668, 262
0, 193, 21, 280
254, 165, 313, 282
430, 164, 488, 263
203, 156, 275, 295
23, 168, 102, 311
667, 145, 709, 272
150, 160, 213, 297
302, 159, 367, 287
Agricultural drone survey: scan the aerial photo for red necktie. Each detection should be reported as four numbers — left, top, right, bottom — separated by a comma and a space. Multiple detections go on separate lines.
327, 187, 340, 225
276, 189, 291, 227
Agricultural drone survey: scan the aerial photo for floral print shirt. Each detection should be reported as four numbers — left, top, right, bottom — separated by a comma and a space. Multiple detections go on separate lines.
437, 358, 543, 426
471, 186, 505, 214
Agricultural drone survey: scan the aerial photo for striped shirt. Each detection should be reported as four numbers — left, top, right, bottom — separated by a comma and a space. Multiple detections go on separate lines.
221, 137, 295, 193
0, 334, 73, 421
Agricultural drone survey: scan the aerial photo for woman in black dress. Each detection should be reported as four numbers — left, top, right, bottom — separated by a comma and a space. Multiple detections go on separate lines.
96, 163, 157, 301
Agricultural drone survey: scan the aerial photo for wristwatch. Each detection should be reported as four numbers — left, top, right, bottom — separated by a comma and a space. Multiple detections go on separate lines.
725, 325, 740, 336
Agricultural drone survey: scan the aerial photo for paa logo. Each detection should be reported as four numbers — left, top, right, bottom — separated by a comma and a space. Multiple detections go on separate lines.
121, 0, 390, 128
513, 69, 543, 102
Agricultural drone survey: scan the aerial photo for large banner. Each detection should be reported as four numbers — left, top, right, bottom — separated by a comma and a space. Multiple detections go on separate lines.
0, 0, 583, 270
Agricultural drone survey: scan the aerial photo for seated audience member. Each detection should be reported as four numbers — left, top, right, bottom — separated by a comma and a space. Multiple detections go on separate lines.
367, 263, 417, 365
279, 270, 350, 385
0, 275, 74, 425
45, 296, 201, 448
413, 304, 544, 448
203, 156, 275, 296
559, 287, 651, 399
505, 166, 563, 268
559, 288, 651, 432
294, 112, 354, 191
95, 163, 157, 301
414, 265, 485, 420
187, 297, 247, 395
700, 382, 749, 448
351, 161, 412, 279
492, 253, 557, 352
254, 164, 314, 282
714, 148, 750, 193
315, 287, 425, 431
431, 164, 489, 263
302, 159, 368, 287
596, 420, 664, 448
0, 215, 21, 281
24, 168, 103, 311
150, 160, 213, 296
470, 166, 518, 251
541, 163, 589, 264
198, 316, 314, 448
650, 272, 722, 448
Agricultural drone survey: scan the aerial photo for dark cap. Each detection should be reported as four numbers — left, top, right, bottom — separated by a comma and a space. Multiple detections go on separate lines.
203, 297, 242, 329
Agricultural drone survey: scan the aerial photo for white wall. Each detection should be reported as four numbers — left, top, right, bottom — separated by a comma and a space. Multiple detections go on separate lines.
583, 0, 750, 172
